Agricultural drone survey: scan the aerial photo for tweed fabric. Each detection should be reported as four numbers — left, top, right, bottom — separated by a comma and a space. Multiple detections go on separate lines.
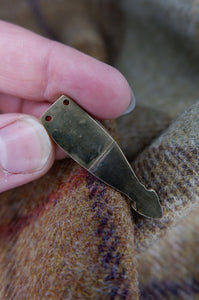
137, 204, 199, 299
133, 102, 199, 253
0, 1, 199, 299
133, 102, 199, 299
0, 160, 138, 299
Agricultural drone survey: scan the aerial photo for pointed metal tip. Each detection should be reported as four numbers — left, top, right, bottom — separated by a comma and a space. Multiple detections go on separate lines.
131, 189, 163, 219
134, 204, 163, 219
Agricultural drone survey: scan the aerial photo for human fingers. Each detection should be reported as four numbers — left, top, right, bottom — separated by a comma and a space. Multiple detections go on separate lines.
0, 94, 66, 160
0, 113, 55, 193
0, 20, 132, 119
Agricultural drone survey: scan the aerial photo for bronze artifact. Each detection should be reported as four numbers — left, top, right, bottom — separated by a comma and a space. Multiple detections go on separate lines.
41, 95, 162, 219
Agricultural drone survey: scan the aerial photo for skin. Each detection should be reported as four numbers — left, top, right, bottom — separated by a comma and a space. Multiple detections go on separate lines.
0, 21, 131, 193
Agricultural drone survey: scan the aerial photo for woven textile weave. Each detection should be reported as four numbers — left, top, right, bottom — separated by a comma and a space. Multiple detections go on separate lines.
0, 1, 199, 299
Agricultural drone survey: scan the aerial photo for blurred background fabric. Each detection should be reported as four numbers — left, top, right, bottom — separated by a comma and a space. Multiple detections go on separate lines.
118, 0, 199, 159
0, 0, 199, 299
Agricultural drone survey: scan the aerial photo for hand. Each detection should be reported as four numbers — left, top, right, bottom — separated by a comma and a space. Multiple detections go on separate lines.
0, 21, 132, 193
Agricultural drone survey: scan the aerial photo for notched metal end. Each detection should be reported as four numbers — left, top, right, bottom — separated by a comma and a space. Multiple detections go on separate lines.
131, 189, 162, 219
41, 95, 162, 220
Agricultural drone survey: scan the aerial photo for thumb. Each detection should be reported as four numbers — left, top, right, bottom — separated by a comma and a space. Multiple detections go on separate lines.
0, 114, 55, 193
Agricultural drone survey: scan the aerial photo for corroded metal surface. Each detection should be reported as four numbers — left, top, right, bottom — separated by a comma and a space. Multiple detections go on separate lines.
41, 95, 162, 219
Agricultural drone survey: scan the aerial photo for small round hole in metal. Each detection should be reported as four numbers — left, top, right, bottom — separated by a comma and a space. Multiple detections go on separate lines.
63, 99, 69, 106
45, 115, 52, 122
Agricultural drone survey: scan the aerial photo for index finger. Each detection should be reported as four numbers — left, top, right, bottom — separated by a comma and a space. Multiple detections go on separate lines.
0, 21, 131, 119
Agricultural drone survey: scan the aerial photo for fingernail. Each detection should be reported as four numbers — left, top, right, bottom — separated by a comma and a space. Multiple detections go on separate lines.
122, 88, 136, 115
0, 116, 52, 174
